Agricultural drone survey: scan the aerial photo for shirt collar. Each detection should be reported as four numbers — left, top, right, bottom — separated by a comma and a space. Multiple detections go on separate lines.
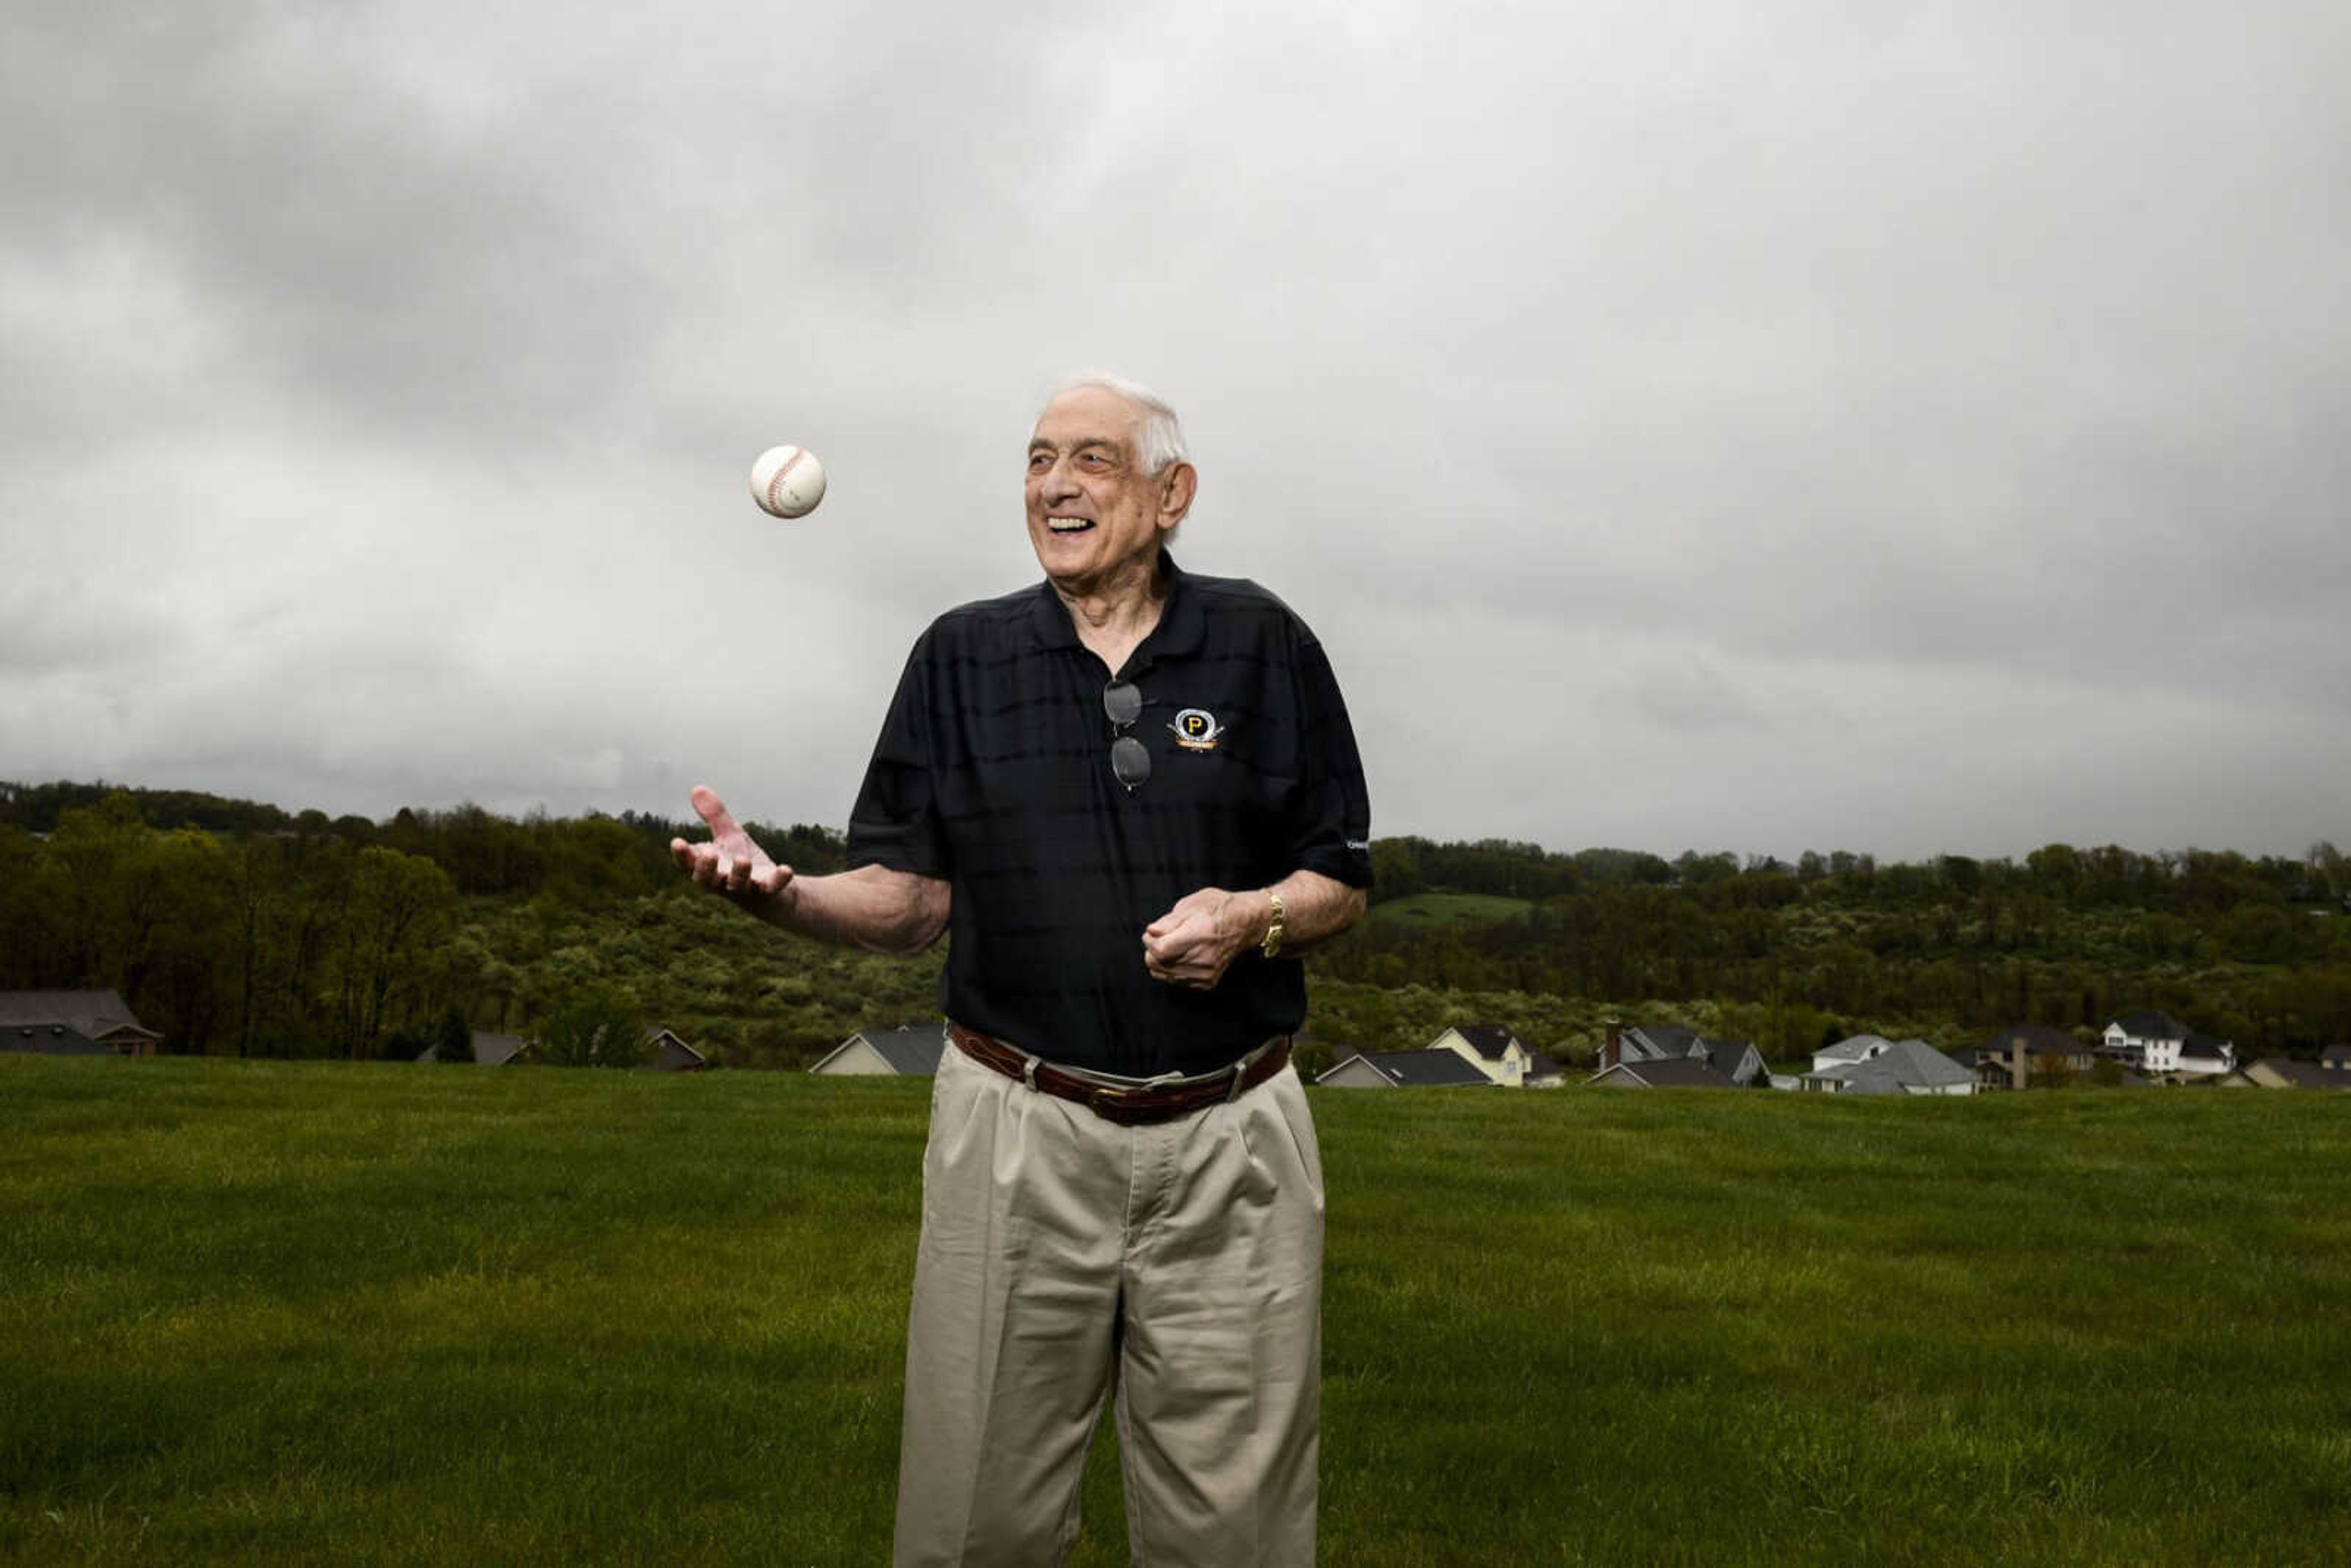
1026, 549, 1205, 671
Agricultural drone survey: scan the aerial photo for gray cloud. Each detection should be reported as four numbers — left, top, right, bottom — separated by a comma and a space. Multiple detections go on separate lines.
3, 1, 2345, 860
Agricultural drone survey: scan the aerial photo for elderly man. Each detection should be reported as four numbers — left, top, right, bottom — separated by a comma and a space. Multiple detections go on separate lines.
673, 374, 1371, 1566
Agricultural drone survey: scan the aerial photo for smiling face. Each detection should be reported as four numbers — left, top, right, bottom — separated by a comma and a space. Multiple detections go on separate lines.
1025, 386, 1196, 598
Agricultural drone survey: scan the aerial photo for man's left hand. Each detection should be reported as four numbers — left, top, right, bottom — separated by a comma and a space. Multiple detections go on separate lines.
1142, 888, 1264, 990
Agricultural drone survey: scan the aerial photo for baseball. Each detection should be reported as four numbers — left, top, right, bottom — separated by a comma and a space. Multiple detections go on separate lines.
749, 445, 827, 519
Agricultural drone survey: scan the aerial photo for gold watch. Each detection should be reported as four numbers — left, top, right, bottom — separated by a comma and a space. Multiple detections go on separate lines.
1261, 888, 1287, 959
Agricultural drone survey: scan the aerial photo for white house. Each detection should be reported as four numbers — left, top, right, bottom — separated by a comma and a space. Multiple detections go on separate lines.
2173, 1033, 2237, 1078
1811, 1034, 1894, 1075
2103, 1010, 2235, 1079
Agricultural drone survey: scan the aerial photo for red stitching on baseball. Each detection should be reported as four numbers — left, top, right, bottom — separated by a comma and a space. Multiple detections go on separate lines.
765, 449, 807, 511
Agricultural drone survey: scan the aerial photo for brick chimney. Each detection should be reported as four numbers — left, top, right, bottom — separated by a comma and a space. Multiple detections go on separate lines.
1601, 1018, 1622, 1072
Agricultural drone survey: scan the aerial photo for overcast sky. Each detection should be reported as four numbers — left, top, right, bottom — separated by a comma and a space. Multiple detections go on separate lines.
4, 2, 2345, 862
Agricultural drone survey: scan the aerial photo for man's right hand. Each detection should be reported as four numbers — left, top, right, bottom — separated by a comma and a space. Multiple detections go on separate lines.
670, 785, 796, 909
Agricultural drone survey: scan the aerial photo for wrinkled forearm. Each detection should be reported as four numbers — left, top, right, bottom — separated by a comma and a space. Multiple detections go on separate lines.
758, 864, 951, 955
1259, 868, 1366, 955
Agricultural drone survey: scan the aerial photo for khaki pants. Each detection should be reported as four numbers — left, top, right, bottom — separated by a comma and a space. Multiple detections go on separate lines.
892, 1041, 1324, 1567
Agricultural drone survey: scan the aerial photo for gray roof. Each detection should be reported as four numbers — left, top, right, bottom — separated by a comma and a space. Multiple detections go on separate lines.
1, 1022, 105, 1055
1810, 1039, 1973, 1092
1815, 1033, 1893, 1065
1593, 1057, 1736, 1089
2320, 1046, 2351, 1068
2245, 1059, 2343, 1090
1700, 1038, 1761, 1081
1824, 1062, 1909, 1095
857, 1025, 947, 1075
1452, 1022, 1522, 1060
0, 989, 154, 1039
1621, 1023, 1699, 1061
1875, 1038, 1975, 1086
1974, 1023, 2084, 1059
643, 1028, 710, 1071
2113, 1009, 2191, 1040
467, 1032, 530, 1065
1332, 1049, 1493, 1087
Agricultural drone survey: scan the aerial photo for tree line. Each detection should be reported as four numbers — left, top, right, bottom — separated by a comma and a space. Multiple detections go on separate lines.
3, 780, 2344, 1067
1339, 839, 2351, 1059
0, 785, 854, 1060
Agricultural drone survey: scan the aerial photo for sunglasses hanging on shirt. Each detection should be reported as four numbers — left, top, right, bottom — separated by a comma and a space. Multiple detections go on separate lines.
1103, 681, 1150, 791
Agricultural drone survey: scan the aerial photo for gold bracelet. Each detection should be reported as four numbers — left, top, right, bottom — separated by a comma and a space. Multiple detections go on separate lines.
1261, 888, 1287, 959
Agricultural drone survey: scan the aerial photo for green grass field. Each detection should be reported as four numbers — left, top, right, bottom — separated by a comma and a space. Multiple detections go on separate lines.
1366, 892, 1535, 931
4, 1057, 2349, 1566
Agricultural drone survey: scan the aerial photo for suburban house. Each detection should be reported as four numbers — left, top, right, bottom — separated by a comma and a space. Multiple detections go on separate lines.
1967, 1024, 2098, 1090
0, 990, 163, 1056
1812, 1034, 1893, 1074
2101, 1010, 2237, 1079
1520, 1051, 1567, 1087
1598, 1021, 1693, 1071
1316, 1049, 1494, 1089
1800, 1038, 1976, 1095
2173, 1033, 2237, 1079
418, 1026, 702, 1068
643, 1028, 711, 1072
418, 1030, 531, 1065
809, 1024, 948, 1076
1597, 1020, 1766, 1086
1589, 1056, 1739, 1089
1693, 1037, 1765, 1086
2221, 1059, 2349, 1091
1427, 1022, 1562, 1087
2324, 1046, 2351, 1076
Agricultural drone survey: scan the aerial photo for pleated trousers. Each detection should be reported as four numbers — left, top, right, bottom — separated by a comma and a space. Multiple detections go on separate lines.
891, 1040, 1324, 1567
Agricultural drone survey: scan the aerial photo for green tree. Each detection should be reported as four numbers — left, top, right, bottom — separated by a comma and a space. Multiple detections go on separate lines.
328, 847, 459, 1057
1367, 839, 1425, 902
531, 985, 650, 1068
2028, 1051, 2077, 1090
132, 828, 236, 1054
0, 825, 41, 986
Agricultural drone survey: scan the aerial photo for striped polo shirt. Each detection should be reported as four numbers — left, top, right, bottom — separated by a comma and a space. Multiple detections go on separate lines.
846, 553, 1373, 1078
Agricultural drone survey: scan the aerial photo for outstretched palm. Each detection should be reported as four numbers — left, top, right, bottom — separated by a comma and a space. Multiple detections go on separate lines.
670, 784, 795, 899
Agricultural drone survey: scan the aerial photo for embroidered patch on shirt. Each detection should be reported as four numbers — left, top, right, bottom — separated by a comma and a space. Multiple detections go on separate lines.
1169, 708, 1224, 751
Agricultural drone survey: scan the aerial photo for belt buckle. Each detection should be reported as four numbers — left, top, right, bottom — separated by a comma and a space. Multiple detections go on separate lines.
1089, 1082, 1141, 1114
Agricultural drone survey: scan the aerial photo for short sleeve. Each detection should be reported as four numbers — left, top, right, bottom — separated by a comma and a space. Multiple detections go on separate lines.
1285, 632, 1374, 889
846, 634, 952, 879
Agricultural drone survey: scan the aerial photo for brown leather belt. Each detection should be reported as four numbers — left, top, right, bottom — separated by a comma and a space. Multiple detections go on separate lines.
947, 1023, 1291, 1127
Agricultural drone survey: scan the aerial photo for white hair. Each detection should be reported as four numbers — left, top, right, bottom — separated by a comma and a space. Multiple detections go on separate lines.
1043, 372, 1190, 474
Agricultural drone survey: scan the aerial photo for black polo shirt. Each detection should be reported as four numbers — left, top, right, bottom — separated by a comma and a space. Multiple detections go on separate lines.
845, 553, 1373, 1078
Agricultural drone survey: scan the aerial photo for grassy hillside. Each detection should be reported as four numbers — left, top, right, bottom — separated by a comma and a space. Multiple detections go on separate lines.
4, 1057, 2349, 1565
1364, 891, 1535, 931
